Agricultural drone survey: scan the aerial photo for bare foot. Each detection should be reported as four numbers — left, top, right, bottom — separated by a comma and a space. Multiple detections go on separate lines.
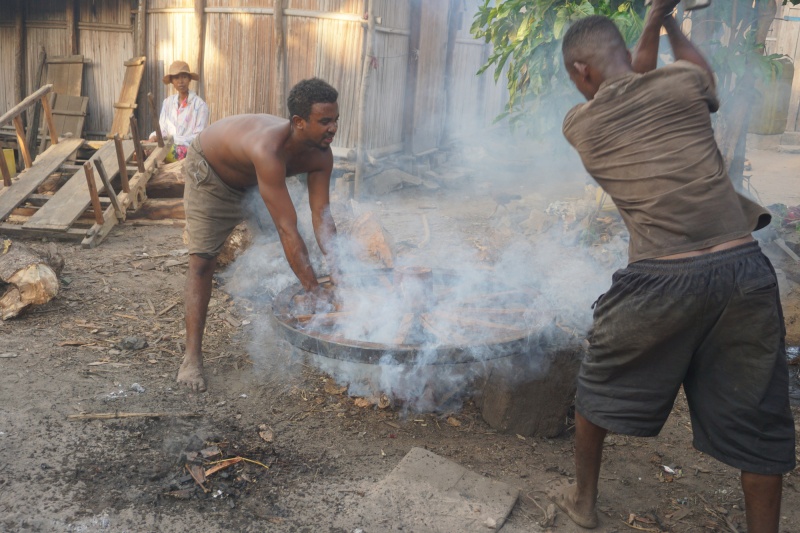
177, 358, 206, 392
547, 480, 598, 529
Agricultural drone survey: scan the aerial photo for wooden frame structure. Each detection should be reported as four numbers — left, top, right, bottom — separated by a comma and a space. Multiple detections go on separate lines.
0, 85, 172, 248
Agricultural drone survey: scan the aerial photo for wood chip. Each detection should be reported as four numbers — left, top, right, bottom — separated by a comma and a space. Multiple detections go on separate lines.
446, 416, 461, 427
0, 352, 19, 358
204, 456, 243, 477
354, 398, 372, 408
323, 381, 347, 395
186, 463, 208, 492
258, 424, 274, 443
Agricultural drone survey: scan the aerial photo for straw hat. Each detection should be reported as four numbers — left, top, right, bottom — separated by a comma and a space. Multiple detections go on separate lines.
162, 60, 199, 84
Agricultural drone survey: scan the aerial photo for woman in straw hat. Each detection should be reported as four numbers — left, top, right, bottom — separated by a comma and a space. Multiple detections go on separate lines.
149, 60, 209, 162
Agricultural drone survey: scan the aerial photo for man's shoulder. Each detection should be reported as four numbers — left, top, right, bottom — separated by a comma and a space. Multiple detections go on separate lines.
562, 102, 592, 145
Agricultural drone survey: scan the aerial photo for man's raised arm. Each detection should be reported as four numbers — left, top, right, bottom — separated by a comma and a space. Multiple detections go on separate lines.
663, 15, 714, 82
631, 0, 681, 73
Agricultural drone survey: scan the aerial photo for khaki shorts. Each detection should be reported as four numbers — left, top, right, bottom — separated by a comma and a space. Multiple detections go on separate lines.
183, 136, 246, 257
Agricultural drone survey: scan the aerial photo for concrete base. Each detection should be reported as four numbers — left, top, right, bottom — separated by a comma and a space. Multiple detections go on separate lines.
342, 447, 521, 532
478, 342, 583, 438
781, 131, 800, 146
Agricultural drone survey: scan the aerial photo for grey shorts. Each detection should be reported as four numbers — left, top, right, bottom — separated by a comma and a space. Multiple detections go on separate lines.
577, 242, 795, 475
183, 136, 246, 257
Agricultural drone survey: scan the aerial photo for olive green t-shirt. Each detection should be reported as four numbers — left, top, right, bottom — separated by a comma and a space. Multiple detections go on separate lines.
563, 60, 770, 263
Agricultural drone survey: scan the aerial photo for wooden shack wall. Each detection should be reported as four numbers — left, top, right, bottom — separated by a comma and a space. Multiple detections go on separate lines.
1, 0, 506, 153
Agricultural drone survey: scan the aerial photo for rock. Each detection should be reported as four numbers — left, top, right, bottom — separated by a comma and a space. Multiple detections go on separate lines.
130, 383, 145, 393
121, 336, 148, 351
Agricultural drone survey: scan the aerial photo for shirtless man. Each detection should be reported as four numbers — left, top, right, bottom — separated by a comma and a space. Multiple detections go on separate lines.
177, 78, 340, 392
551, 2, 795, 530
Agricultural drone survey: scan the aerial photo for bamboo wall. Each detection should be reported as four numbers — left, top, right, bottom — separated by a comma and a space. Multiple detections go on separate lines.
1, 0, 510, 154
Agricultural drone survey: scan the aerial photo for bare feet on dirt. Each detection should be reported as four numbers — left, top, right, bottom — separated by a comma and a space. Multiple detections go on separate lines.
177, 358, 207, 392
548, 480, 599, 529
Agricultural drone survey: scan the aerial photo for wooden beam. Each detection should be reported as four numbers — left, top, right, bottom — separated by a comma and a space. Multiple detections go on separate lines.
147, 93, 164, 147
0, 84, 53, 126
94, 158, 123, 220
129, 116, 146, 173
195, 0, 206, 97
14, 0, 25, 115
273, 0, 287, 115
40, 94, 58, 147
403, 0, 422, 156
354, 0, 376, 199
136, 0, 147, 57
24, 46, 46, 162
442, 0, 461, 145
113, 134, 131, 193
0, 152, 11, 187
13, 116, 32, 169
66, 0, 78, 55
83, 162, 105, 226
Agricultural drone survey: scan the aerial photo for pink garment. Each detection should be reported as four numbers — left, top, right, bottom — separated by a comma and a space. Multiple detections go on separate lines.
151, 91, 209, 154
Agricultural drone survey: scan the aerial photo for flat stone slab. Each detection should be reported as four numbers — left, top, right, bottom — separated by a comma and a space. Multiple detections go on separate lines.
345, 447, 519, 532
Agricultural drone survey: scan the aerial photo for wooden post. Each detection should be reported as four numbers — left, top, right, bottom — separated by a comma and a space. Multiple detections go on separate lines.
147, 92, 164, 147
194, 0, 206, 97
403, 0, 422, 156
24, 46, 46, 161
66, 0, 78, 55
136, 0, 147, 57
0, 154, 11, 187
83, 162, 105, 226
442, 0, 461, 144
114, 134, 130, 192
273, 0, 287, 114
40, 94, 58, 147
129, 116, 146, 173
13, 116, 32, 169
14, 0, 26, 130
95, 159, 123, 219
354, 0, 375, 199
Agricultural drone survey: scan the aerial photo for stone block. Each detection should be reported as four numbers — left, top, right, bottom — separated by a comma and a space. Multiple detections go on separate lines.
339, 447, 521, 532
479, 332, 583, 438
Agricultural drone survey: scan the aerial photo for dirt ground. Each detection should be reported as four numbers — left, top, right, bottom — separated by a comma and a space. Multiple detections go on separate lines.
1, 151, 800, 533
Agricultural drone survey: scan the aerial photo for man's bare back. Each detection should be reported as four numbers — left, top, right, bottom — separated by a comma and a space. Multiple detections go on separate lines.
197, 114, 334, 190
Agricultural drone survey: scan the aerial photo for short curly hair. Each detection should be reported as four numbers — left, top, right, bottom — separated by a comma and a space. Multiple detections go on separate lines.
287, 78, 338, 120
562, 15, 627, 66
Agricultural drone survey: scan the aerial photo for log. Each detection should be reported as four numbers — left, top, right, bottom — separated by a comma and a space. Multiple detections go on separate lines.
146, 160, 185, 198
0, 239, 60, 320
346, 211, 396, 269
127, 198, 185, 220
181, 221, 252, 267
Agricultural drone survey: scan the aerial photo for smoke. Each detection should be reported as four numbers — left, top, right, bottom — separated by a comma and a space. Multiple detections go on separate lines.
218, 131, 623, 413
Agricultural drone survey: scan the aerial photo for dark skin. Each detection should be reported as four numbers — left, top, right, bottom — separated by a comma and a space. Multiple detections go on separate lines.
555, 2, 783, 530
178, 104, 340, 392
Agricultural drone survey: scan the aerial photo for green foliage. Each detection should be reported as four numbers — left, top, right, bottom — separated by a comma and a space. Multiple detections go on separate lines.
470, 0, 647, 131
470, 0, 799, 133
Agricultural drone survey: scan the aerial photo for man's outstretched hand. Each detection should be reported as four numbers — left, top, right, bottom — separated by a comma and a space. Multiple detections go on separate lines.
293, 284, 339, 316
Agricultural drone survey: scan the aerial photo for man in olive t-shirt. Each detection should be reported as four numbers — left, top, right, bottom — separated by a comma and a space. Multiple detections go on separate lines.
548, 2, 794, 531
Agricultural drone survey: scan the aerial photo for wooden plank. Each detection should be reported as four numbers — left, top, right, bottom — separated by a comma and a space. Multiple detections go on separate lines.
40, 95, 58, 147
41, 95, 88, 151
23, 140, 134, 231
0, 138, 84, 222
45, 55, 85, 97
108, 57, 146, 138
0, 222, 87, 241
